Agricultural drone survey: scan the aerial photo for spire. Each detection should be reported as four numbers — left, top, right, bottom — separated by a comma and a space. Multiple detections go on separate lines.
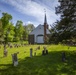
44, 9, 47, 24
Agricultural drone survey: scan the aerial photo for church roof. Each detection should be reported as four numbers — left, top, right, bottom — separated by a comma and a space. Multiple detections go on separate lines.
29, 12, 50, 35
30, 24, 50, 35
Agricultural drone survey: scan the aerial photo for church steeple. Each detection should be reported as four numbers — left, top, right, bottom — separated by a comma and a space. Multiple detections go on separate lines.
44, 10, 47, 24
44, 13, 47, 24
44, 9, 48, 44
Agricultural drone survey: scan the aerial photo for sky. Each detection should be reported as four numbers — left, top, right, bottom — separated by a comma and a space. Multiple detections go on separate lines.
0, 0, 60, 27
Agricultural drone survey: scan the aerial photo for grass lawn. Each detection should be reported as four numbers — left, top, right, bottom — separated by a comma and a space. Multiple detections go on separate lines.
0, 44, 76, 75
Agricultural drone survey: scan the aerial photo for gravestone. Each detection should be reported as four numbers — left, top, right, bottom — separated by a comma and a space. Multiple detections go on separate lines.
42, 47, 44, 55
12, 52, 19, 66
38, 46, 40, 50
30, 48, 33, 58
4, 49, 8, 57
62, 52, 66, 62
34, 52, 36, 56
42, 47, 48, 55
46, 50, 48, 54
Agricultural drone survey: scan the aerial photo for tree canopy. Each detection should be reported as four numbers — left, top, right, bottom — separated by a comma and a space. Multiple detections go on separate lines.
49, 0, 76, 44
0, 12, 35, 43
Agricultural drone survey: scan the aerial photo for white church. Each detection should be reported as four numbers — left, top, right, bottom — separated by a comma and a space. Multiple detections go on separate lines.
28, 13, 50, 44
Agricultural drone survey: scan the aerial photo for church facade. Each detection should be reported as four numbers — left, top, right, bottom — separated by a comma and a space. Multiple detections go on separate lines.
28, 13, 50, 44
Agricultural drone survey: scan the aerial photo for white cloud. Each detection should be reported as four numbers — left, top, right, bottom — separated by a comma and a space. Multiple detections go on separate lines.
2, 0, 60, 26
27, 21, 32, 24
26, 21, 40, 27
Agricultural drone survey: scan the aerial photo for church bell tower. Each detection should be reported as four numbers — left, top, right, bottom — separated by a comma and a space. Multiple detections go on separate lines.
44, 10, 48, 43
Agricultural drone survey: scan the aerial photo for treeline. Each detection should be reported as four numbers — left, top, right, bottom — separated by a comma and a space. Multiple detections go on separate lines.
0, 12, 35, 43
49, 0, 76, 44
0, 0, 76, 45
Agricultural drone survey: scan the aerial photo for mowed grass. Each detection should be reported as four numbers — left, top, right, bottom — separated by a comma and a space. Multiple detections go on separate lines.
0, 44, 76, 75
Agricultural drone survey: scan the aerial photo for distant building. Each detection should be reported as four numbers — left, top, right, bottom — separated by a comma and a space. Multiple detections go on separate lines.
28, 13, 50, 44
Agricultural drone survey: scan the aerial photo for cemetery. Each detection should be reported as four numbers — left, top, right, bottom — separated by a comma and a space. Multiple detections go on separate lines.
0, 44, 76, 75
0, 0, 76, 75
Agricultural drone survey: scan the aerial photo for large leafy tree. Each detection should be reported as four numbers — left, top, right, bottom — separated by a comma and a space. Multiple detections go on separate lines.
26, 24, 35, 34
55, 0, 76, 42
1, 12, 12, 30
0, 19, 3, 43
22, 24, 35, 41
1, 12, 12, 41
1, 12, 12, 56
14, 20, 24, 42
7, 22, 15, 42
49, 21, 60, 44
22, 25, 28, 41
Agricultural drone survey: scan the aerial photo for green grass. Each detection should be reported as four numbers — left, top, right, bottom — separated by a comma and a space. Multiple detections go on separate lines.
0, 44, 76, 75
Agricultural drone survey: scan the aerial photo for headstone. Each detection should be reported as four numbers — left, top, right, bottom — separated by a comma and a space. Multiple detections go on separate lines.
34, 52, 36, 56
46, 50, 48, 54
42, 47, 48, 55
62, 52, 66, 62
30, 48, 33, 58
12, 53, 19, 66
38, 46, 40, 50
4, 49, 8, 57
42, 50, 45, 55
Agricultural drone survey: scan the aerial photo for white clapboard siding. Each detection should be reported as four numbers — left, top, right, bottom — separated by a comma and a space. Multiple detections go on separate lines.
29, 24, 50, 43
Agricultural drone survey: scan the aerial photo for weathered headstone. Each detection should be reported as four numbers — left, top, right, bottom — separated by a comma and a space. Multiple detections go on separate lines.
4, 49, 8, 57
46, 50, 48, 54
34, 52, 36, 56
42, 47, 48, 55
12, 52, 19, 66
30, 48, 33, 58
38, 46, 40, 50
62, 52, 66, 62
42, 50, 45, 55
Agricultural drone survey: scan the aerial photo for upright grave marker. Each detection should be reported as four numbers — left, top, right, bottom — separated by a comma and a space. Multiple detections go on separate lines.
11, 52, 19, 66
4, 49, 8, 57
62, 51, 66, 62
30, 48, 33, 58
34, 52, 36, 56
42, 47, 48, 55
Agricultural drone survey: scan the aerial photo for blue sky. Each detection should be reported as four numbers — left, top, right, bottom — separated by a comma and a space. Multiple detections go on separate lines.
0, 0, 60, 27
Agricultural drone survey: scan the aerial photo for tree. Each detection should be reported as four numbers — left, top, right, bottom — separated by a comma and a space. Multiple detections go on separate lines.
14, 20, 24, 42
26, 24, 35, 34
1, 12, 12, 30
1, 12, 12, 41
22, 25, 28, 41
1, 12, 12, 56
49, 21, 60, 44
55, 0, 76, 43
22, 24, 35, 41
0, 19, 3, 43
7, 22, 15, 42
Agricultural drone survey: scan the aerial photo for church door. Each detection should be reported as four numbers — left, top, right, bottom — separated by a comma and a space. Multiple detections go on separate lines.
37, 35, 44, 43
